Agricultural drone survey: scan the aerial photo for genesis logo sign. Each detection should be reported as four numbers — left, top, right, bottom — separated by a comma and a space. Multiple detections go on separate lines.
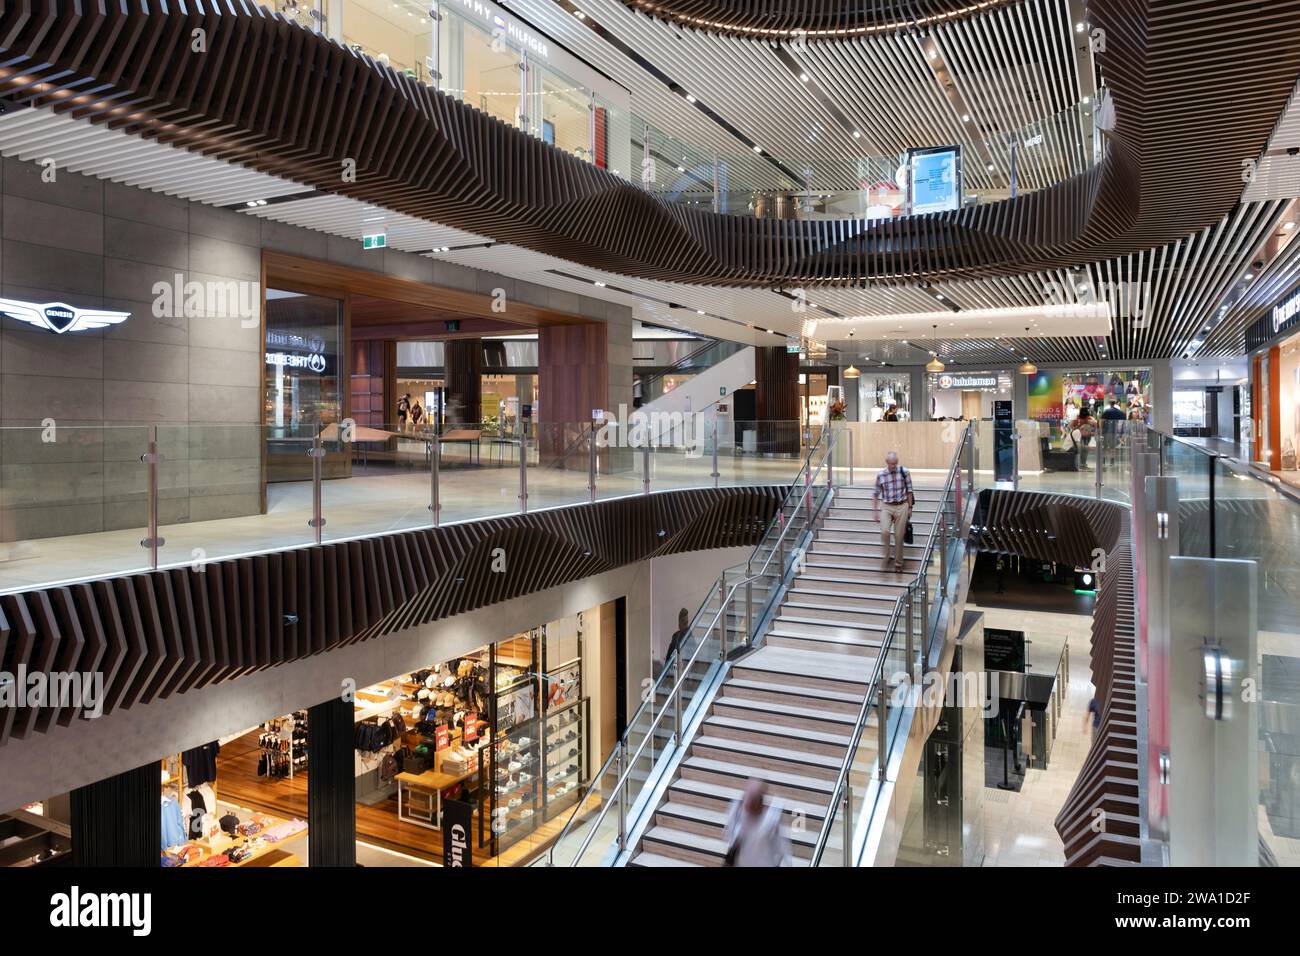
0, 297, 131, 334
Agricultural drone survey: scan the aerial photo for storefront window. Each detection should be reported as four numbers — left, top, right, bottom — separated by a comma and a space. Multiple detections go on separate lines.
264, 289, 343, 437
1026, 368, 1151, 444
859, 375, 911, 421
1277, 334, 1300, 471
1172, 389, 1208, 432
534, 62, 589, 159
927, 371, 1012, 420
441, 6, 522, 127
331, 0, 435, 83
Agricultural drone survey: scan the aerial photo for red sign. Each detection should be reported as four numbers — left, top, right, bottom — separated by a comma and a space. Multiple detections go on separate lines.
462, 713, 478, 742
434, 724, 450, 751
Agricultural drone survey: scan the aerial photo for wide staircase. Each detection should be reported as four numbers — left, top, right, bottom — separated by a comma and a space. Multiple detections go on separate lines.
629, 482, 947, 866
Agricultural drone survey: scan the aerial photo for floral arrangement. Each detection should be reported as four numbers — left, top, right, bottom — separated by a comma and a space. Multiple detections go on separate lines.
828, 399, 847, 421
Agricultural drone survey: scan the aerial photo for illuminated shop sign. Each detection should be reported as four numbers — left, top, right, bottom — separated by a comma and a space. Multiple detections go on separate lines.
267, 330, 326, 354
266, 351, 327, 373
1247, 288, 1300, 351
935, 374, 1001, 390
0, 297, 130, 334
447, 0, 550, 59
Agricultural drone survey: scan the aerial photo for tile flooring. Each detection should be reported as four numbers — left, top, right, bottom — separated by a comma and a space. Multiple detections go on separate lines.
968, 603, 1096, 867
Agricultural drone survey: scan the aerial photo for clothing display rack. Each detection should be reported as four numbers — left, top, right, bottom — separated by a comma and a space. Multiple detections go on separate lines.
258, 712, 307, 780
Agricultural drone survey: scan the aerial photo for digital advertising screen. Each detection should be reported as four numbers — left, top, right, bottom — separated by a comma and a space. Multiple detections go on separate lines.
909, 145, 962, 215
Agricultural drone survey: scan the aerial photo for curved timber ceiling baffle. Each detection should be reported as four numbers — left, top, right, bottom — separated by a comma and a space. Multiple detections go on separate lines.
972, 489, 1121, 567
0, 2, 1299, 285
616, 0, 1020, 37
0, 486, 782, 748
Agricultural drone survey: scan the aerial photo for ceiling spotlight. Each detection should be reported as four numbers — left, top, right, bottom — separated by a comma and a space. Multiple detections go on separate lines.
1285, 222, 1298, 231
752, 145, 763, 153
852, 131, 862, 139
961, 113, 971, 122
685, 93, 696, 103
594, 281, 606, 287
574, 10, 586, 19
677, 165, 686, 173
696, 309, 705, 315
800, 73, 810, 82
927, 49, 938, 60
1076, 21, 1086, 32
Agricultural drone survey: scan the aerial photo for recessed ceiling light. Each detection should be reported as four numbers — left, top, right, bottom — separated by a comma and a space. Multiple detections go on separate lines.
752, 145, 762, 153
799, 73, 810, 82
696, 309, 705, 315
574, 10, 586, 19
852, 131, 862, 139
927, 49, 937, 59
1076, 21, 1086, 32
594, 281, 606, 287
685, 94, 696, 103
986, 163, 995, 172
1285, 222, 1297, 231
677, 165, 685, 172
962, 113, 971, 122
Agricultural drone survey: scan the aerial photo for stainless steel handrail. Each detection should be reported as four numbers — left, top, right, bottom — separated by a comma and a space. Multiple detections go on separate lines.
807, 423, 972, 865
546, 428, 841, 864
560, 435, 842, 865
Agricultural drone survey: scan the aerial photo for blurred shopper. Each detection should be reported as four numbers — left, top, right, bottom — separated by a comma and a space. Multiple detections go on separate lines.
1075, 410, 1097, 467
722, 778, 791, 867
873, 451, 914, 573
883, 403, 900, 422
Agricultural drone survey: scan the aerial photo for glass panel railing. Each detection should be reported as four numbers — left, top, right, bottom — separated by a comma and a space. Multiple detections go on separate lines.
810, 422, 973, 866
545, 428, 843, 866
0, 425, 152, 592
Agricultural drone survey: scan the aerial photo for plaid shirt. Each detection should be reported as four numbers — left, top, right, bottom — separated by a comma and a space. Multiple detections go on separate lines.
874, 465, 913, 505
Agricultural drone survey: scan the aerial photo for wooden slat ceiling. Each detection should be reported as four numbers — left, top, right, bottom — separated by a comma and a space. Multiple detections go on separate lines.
0, 486, 783, 747
613, 0, 1020, 36
0, 1, 1296, 293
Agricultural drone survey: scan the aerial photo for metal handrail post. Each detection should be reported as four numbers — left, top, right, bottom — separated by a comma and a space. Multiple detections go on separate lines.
518, 428, 529, 514
710, 417, 719, 487
1095, 426, 1104, 499
615, 743, 626, 849
876, 683, 888, 781
905, 586, 915, 683
429, 431, 441, 527
841, 785, 853, 866
672, 651, 682, 746
939, 515, 949, 600
848, 428, 854, 486
140, 424, 164, 568
309, 432, 325, 545
744, 581, 753, 647
588, 420, 597, 504
642, 442, 650, 495
919, 580, 929, 666
715, 578, 727, 659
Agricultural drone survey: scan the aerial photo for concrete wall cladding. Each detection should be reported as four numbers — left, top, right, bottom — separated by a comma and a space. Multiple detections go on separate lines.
0, 160, 635, 544
0, 159, 264, 542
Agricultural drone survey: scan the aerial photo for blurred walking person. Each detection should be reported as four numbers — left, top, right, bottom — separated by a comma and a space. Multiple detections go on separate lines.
722, 779, 791, 867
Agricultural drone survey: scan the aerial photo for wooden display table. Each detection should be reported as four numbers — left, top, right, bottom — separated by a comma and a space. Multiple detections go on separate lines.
397, 768, 475, 830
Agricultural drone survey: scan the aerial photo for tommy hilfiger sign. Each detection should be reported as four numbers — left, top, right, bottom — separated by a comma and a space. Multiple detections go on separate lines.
0, 297, 130, 334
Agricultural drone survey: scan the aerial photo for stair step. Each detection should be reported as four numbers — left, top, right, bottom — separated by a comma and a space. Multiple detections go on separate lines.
713, 695, 860, 733
725, 677, 864, 712
640, 825, 728, 865
668, 777, 830, 823
703, 714, 851, 755
772, 613, 889, 636
656, 801, 817, 852
627, 850, 701, 867
692, 735, 841, 779
679, 756, 835, 807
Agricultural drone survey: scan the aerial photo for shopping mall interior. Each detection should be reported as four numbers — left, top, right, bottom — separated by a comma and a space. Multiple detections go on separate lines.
0, 0, 1295, 921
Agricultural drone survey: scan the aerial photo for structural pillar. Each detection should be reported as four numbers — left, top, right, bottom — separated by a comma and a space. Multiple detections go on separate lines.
538, 323, 609, 463
444, 337, 483, 425
71, 762, 160, 867
308, 696, 357, 867
755, 345, 800, 455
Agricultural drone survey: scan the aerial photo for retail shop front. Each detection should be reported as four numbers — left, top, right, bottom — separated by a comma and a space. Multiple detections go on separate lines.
150, 602, 613, 868
1247, 288, 1300, 485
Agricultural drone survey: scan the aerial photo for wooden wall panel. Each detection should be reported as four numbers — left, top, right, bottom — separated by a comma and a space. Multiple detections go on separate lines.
444, 338, 483, 425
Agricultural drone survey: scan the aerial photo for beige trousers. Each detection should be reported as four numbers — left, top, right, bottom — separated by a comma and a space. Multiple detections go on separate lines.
880, 501, 911, 566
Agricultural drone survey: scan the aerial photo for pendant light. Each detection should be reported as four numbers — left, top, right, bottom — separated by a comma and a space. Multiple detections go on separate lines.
1017, 325, 1038, 375
925, 324, 945, 373
844, 364, 861, 379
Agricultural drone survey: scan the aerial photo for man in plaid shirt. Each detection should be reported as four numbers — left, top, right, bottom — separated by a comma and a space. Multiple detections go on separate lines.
872, 451, 914, 572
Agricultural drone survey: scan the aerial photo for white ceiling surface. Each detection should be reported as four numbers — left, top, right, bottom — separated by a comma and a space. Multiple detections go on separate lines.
508, 0, 1090, 192
1243, 78, 1300, 203
806, 303, 1112, 341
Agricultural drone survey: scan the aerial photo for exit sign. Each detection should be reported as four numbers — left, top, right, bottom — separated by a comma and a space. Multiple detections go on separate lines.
362, 232, 387, 250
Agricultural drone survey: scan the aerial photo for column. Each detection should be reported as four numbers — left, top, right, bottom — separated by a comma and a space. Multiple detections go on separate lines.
307, 696, 357, 867
71, 763, 160, 867
444, 337, 482, 425
754, 345, 800, 455
538, 322, 608, 464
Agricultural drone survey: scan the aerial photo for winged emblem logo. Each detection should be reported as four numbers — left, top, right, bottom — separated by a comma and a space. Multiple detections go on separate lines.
0, 298, 131, 334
